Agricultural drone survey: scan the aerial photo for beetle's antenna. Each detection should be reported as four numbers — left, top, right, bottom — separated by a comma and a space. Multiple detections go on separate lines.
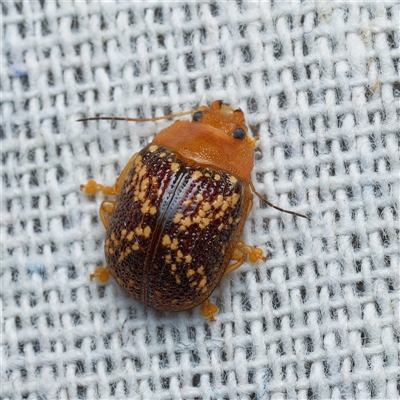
77, 109, 199, 123
250, 182, 309, 219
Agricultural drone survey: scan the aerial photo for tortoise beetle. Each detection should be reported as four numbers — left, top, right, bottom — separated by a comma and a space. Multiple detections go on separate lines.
80, 100, 307, 320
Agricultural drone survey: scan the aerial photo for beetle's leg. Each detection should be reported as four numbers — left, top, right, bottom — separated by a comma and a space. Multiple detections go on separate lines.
236, 239, 267, 263
81, 153, 138, 195
224, 239, 266, 275
201, 240, 266, 321
80, 179, 117, 195
91, 201, 116, 282
100, 200, 116, 229
201, 299, 219, 322
90, 266, 111, 283
224, 250, 247, 275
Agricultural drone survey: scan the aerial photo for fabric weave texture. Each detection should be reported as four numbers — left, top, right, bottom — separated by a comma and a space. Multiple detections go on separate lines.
1, 1, 399, 399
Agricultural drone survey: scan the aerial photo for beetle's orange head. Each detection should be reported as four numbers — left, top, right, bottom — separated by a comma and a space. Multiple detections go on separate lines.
195, 100, 257, 149
152, 100, 256, 182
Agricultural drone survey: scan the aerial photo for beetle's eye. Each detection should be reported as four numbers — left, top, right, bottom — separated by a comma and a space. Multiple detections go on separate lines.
232, 128, 246, 140
192, 111, 203, 122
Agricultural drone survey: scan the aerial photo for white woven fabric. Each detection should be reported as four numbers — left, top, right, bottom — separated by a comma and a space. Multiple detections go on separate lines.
2, 1, 399, 399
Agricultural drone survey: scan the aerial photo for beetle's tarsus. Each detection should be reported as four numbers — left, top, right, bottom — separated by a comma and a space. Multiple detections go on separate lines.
201, 299, 219, 322
80, 179, 117, 195
90, 266, 110, 283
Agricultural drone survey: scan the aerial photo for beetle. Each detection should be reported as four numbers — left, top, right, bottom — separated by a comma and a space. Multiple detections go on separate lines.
80, 100, 307, 320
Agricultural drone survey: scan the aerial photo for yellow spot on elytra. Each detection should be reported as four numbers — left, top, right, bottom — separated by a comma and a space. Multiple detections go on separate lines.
214, 174, 221, 181
132, 242, 139, 251
190, 281, 197, 287
105, 238, 110, 246
141, 199, 151, 214
191, 171, 203, 180
162, 234, 171, 246
109, 248, 114, 254
185, 254, 192, 263
175, 275, 181, 284
228, 217, 233, 224
229, 175, 238, 184
196, 194, 203, 202
121, 229, 127, 239
212, 195, 224, 209
193, 215, 201, 224
166, 254, 172, 261
111, 232, 116, 241
171, 238, 179, 250
173, 213, 183, 223
177, 250, 183, 258
138, 191, 146, 201
232, 193, 240, 206
205, 173, 211, 177
135, 226, 143, 236
203, 202, 211, 212
143, 226, 151, 238
149, 145, 158, 152
181, 216, 192, 227
171, 264, 177, 271
150, 206, 157, 215
201, 218, 210, 227
186, 269, 195, 278
221, 200, 230, 211
128, 279, 136, 287
198, 276, 207, 289
197, 266, 204, 275
215, 211, 224, 219
171, 162, 179, 172
138, 166, 147, 179
140, 177, 149, 191
127, 231, 134, 241
159, 152, 166, 158
198, 209, 205, 217
218, 223, 224, 231
134, 155, 142, 165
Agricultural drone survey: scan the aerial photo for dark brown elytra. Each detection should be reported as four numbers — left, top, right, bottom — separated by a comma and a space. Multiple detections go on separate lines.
80, 101, 308, 320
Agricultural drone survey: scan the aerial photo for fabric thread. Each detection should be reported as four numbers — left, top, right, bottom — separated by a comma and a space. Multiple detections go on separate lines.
2, 1, 399, 399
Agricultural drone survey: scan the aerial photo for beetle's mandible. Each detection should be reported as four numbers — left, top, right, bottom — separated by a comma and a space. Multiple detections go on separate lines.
80, 100, 307, 321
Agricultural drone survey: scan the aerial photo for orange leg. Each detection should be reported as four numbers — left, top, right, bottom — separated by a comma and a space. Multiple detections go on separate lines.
90, 266, 111, 283
99, 200, 116, 229
201, 299, 219, 322
80, 179, 117, 195
225, 239, 266, 275
201, 240, 266, 321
